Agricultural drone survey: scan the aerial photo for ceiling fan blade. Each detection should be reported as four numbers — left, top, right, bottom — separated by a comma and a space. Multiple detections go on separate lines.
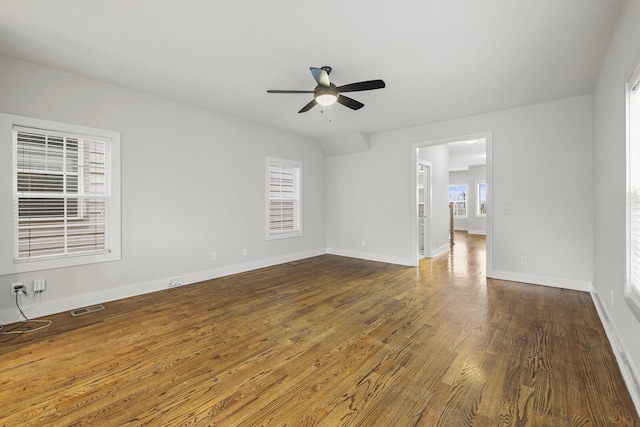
298, 99, 317, 113
336, 95, 364, 110
310, 67, 331, 87
337, 79, 386, 93
267, 90, 314, 94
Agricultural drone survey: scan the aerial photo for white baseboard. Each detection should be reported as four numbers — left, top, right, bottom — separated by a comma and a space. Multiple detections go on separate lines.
591, 290, 640, 413
0, 248, 327, 325
429, 244, 451, 258
467, 229, 486, 235
326, 248, 414, 267
488, 269, 593, 292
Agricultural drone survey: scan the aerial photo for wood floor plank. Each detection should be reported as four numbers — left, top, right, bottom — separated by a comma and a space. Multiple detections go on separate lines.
1, 232, 637, 426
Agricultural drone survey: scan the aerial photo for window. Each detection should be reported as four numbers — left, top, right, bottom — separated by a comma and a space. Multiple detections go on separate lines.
448, 184, 467, 217
627, 64, 640, 318
0, 113, 120, 274
266, 157, 302, 239
476, 181, 487, 217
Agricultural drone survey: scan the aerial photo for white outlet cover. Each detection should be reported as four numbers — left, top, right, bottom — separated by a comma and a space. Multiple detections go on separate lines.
168, 277, 183, 288
502, 205, 516, 215
33, 279, 46, 292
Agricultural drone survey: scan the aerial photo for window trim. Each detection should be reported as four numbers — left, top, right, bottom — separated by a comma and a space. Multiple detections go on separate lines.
448, 183, 468, 218
626, 62, 640, 321
265, 157, 303, 240
0, 113, 121, 274
476, 180, 487, 218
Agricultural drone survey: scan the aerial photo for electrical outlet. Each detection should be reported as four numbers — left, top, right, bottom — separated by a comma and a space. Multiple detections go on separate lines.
168, 277, 183, 288
11, 282, 26, 296
361, 240, 366, 247
212, 251, 218, 261
520, 255, 528, 265
33, 279, 46, 292
243, 248, 248, 256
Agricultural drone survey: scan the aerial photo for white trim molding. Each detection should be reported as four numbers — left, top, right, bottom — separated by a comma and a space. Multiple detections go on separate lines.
488, 269, 593, 293
429, 244, 451, 258
0, 247, 326, 325
591, 290, 640, 413
467, 229, 486, 235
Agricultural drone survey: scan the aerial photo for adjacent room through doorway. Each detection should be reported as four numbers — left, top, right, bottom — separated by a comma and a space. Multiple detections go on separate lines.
411, 133, 491, 270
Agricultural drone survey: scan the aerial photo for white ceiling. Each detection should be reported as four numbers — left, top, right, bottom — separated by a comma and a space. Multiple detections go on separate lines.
0, 0, 622, 141
448, 138, 487, 172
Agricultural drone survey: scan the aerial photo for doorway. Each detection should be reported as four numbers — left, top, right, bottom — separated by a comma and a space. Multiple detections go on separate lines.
410, 132, 493, 272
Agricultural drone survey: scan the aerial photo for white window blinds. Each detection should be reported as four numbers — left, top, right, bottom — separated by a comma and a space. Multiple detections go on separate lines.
13, 126, 111, 261
629, 73, 640, 300
266, 158, 302, 239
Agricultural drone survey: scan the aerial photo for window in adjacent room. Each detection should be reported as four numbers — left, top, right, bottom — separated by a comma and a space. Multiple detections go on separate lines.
476, 181, 487, 217
0, 113, 121, 274
265, 157, 302, 240
448, 184, 467, 217
627, 63, 640, 320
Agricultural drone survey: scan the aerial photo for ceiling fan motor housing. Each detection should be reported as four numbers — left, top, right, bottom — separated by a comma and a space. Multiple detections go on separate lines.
314, 83, 338, 98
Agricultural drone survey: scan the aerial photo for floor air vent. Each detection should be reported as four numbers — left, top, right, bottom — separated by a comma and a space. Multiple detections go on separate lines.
70, 304, 105, 317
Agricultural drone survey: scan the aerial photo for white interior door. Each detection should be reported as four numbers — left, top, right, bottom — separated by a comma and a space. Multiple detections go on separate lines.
418, 161, 431, 257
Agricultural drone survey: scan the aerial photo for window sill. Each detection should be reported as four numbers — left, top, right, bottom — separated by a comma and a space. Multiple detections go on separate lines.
1, 250, 121, 275
266, 231, 303, 241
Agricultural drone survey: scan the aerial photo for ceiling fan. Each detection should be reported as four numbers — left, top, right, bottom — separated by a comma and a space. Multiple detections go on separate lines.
267, 66, 386, 113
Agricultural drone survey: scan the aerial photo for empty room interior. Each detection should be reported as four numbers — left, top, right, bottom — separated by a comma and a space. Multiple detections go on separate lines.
2, 1, 640, 425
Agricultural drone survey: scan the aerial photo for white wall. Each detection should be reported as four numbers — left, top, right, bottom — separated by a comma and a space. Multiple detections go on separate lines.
449, 170, 469, 231
419, 145, 450, 256
327, 94, 593, 289
325, 147, 411, 266
467, 165, 487, 235
593, 0, 640, 407
0, 56, 327, 324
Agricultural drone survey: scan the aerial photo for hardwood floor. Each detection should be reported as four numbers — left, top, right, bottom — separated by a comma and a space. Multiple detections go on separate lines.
1, 232, 637, 426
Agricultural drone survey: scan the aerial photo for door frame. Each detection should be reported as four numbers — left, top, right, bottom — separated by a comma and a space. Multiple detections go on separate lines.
410, 131, 493, 270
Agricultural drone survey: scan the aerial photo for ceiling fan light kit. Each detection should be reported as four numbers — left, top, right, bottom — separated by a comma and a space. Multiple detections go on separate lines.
267, 66, 385, 113
315, 89, 338, 106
